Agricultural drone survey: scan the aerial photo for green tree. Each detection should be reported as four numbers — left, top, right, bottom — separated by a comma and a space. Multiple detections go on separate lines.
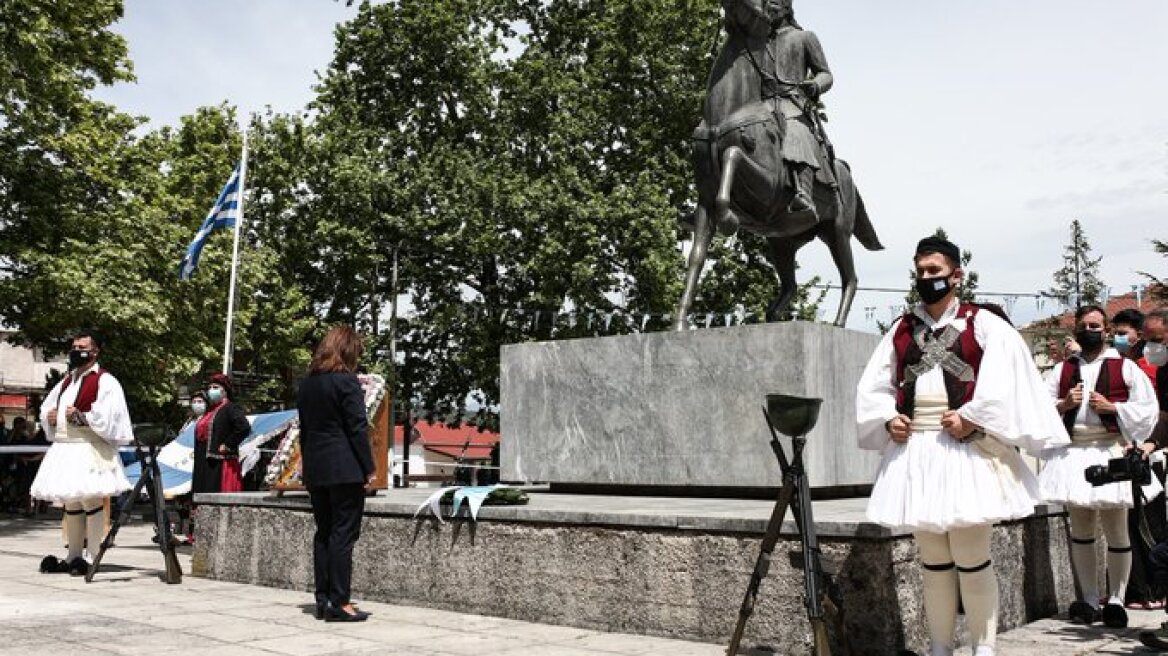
1140, 239, 1167, 303
2, 99, 314, 422
0, 1, 135, 335
291, 0, 823, 421
1047, 219, 1105, 310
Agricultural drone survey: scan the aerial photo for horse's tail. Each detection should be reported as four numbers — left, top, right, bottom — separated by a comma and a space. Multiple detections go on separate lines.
835, 159, 882, 251
853, 191, 883, 251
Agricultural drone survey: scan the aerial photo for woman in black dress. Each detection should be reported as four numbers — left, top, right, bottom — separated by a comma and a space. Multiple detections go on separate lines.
191, 373, 250, 495
298, 325, 374, 622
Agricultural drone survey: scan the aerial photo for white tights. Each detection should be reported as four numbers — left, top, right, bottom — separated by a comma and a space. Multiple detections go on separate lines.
63, 496, 105, 562
1067, 505, 1131, 606
915, 525, 997, 653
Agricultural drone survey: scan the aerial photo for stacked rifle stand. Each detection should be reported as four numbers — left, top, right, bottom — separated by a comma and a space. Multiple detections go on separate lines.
86, 439, 182, 584
727, 394, 849, 656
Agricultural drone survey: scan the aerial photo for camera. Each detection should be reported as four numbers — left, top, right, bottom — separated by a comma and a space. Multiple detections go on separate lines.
1084, 450, 1151, 487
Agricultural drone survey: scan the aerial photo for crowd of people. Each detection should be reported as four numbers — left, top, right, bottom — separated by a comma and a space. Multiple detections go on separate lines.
859, 235, 1168, 656
0, 415, 49, 515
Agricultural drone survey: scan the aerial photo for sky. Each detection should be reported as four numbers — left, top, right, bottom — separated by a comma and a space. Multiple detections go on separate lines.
94, 1, 1168, 333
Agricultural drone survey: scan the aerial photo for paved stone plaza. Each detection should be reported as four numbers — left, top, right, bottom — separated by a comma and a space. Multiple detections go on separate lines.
2, 515, 1168, 655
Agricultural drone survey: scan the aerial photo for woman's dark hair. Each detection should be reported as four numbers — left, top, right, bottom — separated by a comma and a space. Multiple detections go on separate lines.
308, 325, 363, 375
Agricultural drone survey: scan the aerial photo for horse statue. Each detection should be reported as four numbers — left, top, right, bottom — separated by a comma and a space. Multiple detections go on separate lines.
673, 0, 882, 329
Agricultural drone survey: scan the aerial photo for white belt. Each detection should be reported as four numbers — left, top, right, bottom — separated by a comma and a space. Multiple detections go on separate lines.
909, 395, 947, 432
911, 394, 1016, 463
1069, 424, 1120, 446
51, 423, 120, 470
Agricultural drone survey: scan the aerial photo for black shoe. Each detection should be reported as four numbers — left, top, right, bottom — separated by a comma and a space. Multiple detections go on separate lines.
67, 557, 89, 577
314, 601, 326, 620
1068, 600, 1099, 624
323, 603, 369, 623
1101, 603, 1128, 628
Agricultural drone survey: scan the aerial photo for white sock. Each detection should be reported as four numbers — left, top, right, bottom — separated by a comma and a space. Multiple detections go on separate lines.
973, 646, 995, 656
923, 568, 958, 652
85, 507, 105, 561
1100, 508, 1132, 603
1068, 507, 1100, 606
64, 509, 85, 561
958, 562, 998, 649
1070, 539, 1099, 606
1102, 552, 1130, 605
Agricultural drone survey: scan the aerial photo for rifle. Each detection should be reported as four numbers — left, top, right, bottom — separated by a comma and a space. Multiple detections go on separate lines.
725, 406, 849, 655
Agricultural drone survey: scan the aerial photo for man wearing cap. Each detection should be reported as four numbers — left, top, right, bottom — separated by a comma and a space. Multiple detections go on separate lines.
30, 330, 134, 576
1038, 305, 1159, 628
856, 236, 1069, 656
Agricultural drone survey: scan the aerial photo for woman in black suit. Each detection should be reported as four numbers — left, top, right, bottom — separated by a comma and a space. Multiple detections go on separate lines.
298, 325, 374, 622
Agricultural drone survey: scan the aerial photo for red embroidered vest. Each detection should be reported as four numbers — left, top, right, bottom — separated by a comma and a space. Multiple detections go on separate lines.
1057, 356, 1128, 434
891, 304, 984, 418
56, 368, 105, 412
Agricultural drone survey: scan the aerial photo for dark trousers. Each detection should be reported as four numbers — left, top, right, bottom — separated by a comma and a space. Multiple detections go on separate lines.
308, 483, 365, 607
1150, 541, 1168, 602
1127, 463, 1168, 604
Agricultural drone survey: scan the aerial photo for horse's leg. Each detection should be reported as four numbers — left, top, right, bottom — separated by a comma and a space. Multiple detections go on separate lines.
821, 216, 859, 327
764, 237, 799, 321
716, 145, 777, 235
714, 146, 744, 235
672, 203, 715, 331
764, 234, 813, 321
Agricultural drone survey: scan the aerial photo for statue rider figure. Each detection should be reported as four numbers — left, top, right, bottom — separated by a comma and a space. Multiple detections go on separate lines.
765, 0, 834, 223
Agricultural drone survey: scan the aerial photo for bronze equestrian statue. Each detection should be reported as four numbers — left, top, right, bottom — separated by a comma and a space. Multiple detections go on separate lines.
673, 0, 882, 329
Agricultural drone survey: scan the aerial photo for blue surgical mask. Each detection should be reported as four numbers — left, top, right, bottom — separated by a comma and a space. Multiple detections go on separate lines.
190, 401, 206, 416
1113, 334, 1131, 352
207, 389, 223, 404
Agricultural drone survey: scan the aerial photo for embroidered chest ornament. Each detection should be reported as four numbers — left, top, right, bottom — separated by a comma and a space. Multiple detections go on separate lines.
904, 322, 975, 384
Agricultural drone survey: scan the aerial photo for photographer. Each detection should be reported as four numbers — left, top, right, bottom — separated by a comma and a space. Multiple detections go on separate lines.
1037, 306, 1159, 628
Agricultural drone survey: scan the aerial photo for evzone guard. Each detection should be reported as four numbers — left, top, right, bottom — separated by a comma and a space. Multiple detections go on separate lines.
1037, 305, 1160, 628
30, 331, 134, 576
856, 236, 1069, 656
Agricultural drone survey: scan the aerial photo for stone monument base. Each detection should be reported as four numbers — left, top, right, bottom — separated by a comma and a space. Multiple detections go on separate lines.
501, 322, 883, 491
193, 490, 1073, 655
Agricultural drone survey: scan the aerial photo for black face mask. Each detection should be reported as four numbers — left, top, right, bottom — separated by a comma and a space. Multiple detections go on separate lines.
1074, 329, 1104, 351
915, 275, 953, 305
68, 349, 94, 369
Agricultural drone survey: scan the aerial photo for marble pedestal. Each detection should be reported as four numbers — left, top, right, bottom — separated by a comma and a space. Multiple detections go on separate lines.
500, 322, 882, 490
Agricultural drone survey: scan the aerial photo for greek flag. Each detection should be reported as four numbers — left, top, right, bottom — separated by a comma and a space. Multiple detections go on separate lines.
178, 164, 242, 280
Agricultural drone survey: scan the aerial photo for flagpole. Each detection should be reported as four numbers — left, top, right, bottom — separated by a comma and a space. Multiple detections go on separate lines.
222, 132, 248, 374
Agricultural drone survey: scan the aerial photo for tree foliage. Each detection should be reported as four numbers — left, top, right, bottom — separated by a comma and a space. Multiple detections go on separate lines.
1140, 239, 1167, 303
1047, 219, 1105, 310
0, 0, 828, 427
279, 0, 822, 422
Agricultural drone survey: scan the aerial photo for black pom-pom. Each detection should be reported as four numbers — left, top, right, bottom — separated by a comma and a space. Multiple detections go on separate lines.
39, 555, 60, 573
